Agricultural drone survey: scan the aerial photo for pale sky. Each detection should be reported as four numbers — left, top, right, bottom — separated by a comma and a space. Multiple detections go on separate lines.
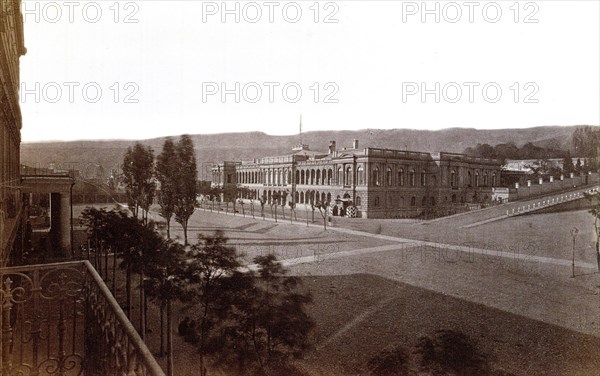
19, 0, 600, 142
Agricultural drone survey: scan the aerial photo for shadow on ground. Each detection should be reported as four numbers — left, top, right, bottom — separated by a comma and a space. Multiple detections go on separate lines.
296, 273, 600, 376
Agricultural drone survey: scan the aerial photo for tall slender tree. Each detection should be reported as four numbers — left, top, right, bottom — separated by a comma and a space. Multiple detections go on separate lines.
563, 152, 575, 175
122, 142, 155, 219
156, 138, 178, 238
174, 135, 198, 245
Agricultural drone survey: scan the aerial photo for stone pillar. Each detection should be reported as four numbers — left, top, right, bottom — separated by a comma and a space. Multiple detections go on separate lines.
60, 192, 71, 255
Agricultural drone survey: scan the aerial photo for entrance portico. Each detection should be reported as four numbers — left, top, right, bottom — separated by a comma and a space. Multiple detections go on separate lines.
21, 173, 75, 257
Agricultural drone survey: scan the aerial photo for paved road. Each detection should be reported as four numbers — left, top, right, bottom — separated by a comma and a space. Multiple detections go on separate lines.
424, 185, 599, 228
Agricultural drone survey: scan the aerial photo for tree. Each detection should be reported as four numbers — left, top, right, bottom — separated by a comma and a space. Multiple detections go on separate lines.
80, 207, 150, 321
314, 200, 329, 230
174, 135, 198, 245
368, 346, 410, 376
271, 192, 281, 222
563, 153, 575, 175
259, 196, 267, 220
280, 191, 288, 220
288, 200, 297, 223
575, 158, 582, 174
187, 230, 241, 376
156, 138, 178, 239
414, 330, 489, 375
222, 185, 240, 214
215, 255, 314, 375
122, 142, 155, 219
144, 239, 190, 376
572, 125, 600, 159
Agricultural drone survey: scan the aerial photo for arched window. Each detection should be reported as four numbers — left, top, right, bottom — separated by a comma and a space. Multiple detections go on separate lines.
387, 167, 393, 186
492, 173, 496, 187
410, 196, 416, 206
450, 170, 457, 187
398, 168, 404, 186
327, 193, 331, 203
468, 171, 472, 187
475, 171, 479, 187
301, 170, 305, 185
357, 166, 365, 185
300, 191, 304, 203
355, 196, 362, 207
328, 169, 333, 185
295, 191, 299, 203
373, 167, 380, 186
288, 170, 292, 185
310, 169, 315, 185
409, 169, 416, 186
345, 166, 352, 186
483, 172, 488, 186
316, 169, 321, 185
338, 167, 343, 185
421, 171, 426, 186
321, 192, 326, 203
295, 170, 300, 184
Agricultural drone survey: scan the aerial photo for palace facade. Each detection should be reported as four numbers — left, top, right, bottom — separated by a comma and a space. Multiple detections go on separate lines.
1, 0, 26, 264
212, 140, 503, 218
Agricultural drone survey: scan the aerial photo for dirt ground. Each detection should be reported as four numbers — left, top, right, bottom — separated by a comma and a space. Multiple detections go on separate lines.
72, 204, 600, 375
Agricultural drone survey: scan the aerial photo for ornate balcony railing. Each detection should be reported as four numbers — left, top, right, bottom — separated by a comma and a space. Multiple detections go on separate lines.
0, 260, 165, 376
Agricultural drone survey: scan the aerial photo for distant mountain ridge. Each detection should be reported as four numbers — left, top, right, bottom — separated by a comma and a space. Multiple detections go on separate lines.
20, 126, 585, 180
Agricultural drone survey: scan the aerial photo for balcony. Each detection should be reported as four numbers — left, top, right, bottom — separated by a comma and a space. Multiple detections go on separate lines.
0, 260, 165, 376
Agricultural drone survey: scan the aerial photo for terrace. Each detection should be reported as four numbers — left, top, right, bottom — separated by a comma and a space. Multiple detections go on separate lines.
0, 260, 165, 376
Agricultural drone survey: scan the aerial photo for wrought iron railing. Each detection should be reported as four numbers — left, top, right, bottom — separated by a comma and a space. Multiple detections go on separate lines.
0, 260, 165, 376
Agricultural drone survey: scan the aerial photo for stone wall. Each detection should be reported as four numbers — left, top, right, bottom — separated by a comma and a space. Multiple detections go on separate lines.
508, 172, 599, 201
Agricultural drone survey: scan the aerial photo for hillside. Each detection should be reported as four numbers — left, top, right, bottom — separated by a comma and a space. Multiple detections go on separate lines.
20, 126, 582, 180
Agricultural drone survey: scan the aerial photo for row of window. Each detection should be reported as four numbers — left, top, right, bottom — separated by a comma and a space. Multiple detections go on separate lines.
231, 166, 498, 188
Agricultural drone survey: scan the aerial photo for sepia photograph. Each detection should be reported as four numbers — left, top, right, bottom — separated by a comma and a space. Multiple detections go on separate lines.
1, 0, 600, 375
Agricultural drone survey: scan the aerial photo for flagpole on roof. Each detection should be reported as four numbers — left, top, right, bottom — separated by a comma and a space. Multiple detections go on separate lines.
299, 114, 302, 145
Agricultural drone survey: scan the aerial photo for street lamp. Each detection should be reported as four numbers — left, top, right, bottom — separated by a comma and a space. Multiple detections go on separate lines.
570, 227, 579, 278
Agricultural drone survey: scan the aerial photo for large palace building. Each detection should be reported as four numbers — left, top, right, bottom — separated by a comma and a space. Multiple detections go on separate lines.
1, 0, 26, 264
212, 140, 503, 218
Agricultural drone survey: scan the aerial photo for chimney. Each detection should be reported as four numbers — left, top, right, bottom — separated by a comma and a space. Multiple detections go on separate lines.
329, 141, 336, 154
352, 139, 359, 149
